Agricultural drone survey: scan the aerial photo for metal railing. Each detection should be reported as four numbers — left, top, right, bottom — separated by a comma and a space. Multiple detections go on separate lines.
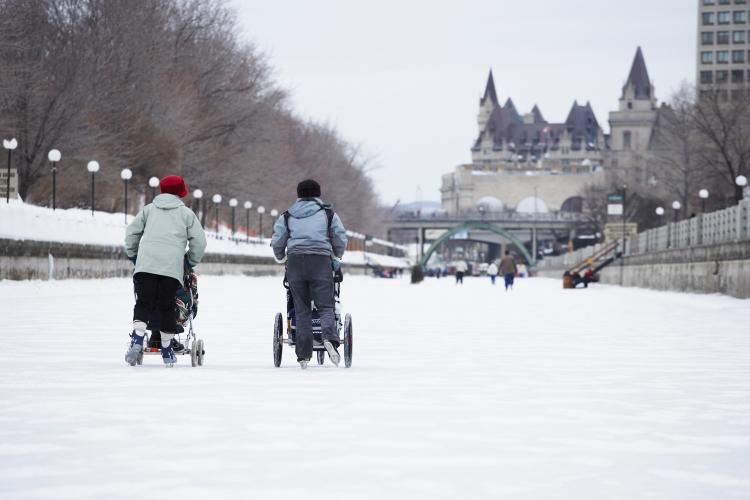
538, 199, 750, 269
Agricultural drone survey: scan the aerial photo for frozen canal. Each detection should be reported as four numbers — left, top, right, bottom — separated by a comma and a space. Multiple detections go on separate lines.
1, 275, 749, 499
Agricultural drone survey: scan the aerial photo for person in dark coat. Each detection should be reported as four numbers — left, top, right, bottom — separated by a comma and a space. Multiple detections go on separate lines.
499, 250, 517, 291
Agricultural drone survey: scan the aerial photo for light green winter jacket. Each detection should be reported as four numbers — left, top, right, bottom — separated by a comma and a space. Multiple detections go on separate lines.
125, 194, 207, 283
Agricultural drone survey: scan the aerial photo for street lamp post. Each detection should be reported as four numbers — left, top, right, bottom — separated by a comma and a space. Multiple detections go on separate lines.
120, 168, 132, 224
698, 189, 709, 213
192, 189, 203, 221
148, 176, 160, 202
229, 198, 238, 237
257, 206, 266, 238
87, 161, 100, 216
620, 184, 627, 285
244, 201, 252, 242
736, 175, 748, 202
212, 194, 222, 233
48, 149, 61, 210
671, 201, 681, 223
3, 138, 18, 203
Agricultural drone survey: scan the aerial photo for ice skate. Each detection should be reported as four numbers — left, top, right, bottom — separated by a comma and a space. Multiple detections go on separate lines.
299, 358, 309, 370
324, 340, 340, 366
161, 345, 177, 367
124, 331, 144, 366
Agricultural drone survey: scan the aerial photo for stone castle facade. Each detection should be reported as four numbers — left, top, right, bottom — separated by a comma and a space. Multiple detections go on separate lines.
442, 47, 662, 215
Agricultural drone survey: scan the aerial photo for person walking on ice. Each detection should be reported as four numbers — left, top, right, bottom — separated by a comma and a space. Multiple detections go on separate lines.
499, 250, 517, 291
124, 175, 207, 366
454, 260, 468, 284
487, 261, 498, 285
271, 179, 348, 369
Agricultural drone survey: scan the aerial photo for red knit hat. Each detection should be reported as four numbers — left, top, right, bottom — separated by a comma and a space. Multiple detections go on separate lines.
159, 175, 188, 198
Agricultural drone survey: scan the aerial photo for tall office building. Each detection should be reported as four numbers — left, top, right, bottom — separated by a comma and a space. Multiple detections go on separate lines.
697, 0, 750, 93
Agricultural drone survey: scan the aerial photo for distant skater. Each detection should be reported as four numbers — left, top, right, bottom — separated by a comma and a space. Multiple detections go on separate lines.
455, 260, 468, 284
499, 251, 517, 291
487, 261, 498, 285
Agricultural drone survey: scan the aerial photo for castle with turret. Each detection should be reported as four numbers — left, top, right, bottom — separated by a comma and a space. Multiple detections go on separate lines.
441, 47, 662, 215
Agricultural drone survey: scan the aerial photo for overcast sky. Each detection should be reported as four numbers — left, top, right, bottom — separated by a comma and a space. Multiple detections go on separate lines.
230, 0, 696, 205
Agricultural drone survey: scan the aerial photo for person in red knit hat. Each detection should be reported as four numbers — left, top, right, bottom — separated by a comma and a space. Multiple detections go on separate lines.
125, 175, 206, 366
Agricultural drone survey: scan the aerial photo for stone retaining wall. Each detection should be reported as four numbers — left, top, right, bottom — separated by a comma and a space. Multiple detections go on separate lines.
536, 240, 750, 299
0, 239, 369, 280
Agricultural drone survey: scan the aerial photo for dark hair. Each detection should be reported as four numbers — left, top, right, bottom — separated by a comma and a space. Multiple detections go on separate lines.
505, 250, 511, 256
297, 179, 321, 198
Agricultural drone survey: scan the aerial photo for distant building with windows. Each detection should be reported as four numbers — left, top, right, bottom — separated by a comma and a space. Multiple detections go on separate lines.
441, 48, 661, 216
697, 0, 750, 93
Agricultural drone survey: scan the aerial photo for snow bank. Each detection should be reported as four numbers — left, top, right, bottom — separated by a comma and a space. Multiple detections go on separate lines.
0, 200, 410, 267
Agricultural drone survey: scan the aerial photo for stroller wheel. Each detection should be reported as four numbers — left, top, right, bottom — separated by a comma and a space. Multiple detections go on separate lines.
190, 340, 198, 367
343, 314, 353, 368
317, 350, 325, 365
197, 339, 205, 366
273, 313, 283, 367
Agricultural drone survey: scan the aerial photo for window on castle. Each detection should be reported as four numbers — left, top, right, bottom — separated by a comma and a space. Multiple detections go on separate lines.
719, 0, 731, 4
718, 11, 731, 24
718, 31, 730, 44
734, 10, 746, 23
717, 70, 729, 83
732, 69, 745, 82
717, 50, 730, 63
704, 0, 716, 4
733, 30, 746, 42
703, 12, 716, 25
701, 71, 714, 84
733, 49, 746, 62
702, 32, 715, 45
623, 131, 632, 150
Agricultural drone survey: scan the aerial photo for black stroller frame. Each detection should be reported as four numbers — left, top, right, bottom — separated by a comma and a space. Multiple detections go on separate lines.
133, 264, 206, 367
273, 269, 353, 368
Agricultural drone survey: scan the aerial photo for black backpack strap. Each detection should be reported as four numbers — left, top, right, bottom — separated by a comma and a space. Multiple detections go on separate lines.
283, 211, 291, 236
283, 205, 335, 242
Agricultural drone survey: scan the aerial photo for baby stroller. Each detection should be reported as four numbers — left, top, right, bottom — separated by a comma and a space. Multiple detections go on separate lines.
273, 269, 353, 368
132, 261, 206, 367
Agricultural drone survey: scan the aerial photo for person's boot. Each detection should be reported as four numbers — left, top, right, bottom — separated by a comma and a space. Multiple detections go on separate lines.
125, 321, 147, 366
161, 332, 177, 367
324, 340, 340, 366
171, 338, 185, 353
298, 358, 309, 370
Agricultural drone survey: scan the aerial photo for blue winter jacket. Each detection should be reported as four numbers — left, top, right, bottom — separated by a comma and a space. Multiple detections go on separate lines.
271, 198, 347, 260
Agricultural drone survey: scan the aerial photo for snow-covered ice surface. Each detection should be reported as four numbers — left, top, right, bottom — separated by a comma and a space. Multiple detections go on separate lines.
1, 276, 750, 499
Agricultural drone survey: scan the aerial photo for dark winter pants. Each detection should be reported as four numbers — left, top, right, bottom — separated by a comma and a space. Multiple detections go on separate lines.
504, 273, 514, 290
455, 271, 464, 284
133, 272, 181, 334
490, 275, 496, 285
287, 254, 337, 361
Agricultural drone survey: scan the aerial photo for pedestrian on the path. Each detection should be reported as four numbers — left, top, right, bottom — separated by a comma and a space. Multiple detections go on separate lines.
124, 175, 207, 366
487, 261, 498, 285
271, 179, 348, 369
499, 251, 517, 291
455, 260, 468, 284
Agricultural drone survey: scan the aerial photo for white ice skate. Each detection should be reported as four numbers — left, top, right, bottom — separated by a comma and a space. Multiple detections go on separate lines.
324, 340, 340, 366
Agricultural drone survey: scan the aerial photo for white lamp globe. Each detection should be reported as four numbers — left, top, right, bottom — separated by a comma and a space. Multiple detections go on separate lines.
736, 175, 748, 187
149, 176, 160, 188
243, 201, 252, 209
672, 201, 681, 210
655, 207, 665, 216
48, 149, 61, 162
257, 206, 266, 214
193, 189, 203, 199
229, 198, 238, 207
212, 194, 222, 204
698, 189, 709, 199
270, 209, 279, 217
120, 168, 132, 180
3, 138, 18, 150
87, 160, 100, 173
